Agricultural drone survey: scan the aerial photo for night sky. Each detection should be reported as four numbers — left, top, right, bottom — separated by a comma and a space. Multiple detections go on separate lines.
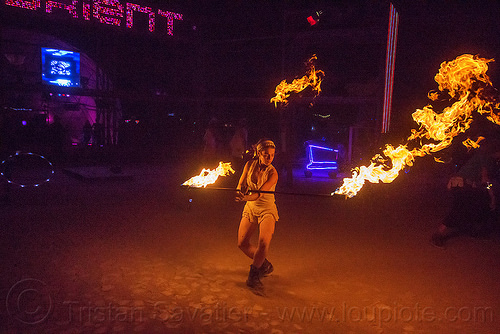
2, 0, 500, 134
392, 1, 500, 131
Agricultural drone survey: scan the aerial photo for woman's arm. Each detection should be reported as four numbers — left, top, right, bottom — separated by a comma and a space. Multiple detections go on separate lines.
238, 167, 278, 202
258, 167, 278, 192
235, 161, 251, 202
237, 161, 250, 192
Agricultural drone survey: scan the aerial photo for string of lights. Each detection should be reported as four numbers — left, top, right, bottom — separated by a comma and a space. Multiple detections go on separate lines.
0, 152, 55, 188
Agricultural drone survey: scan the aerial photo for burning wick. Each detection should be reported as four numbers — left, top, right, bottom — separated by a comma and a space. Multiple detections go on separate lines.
182, 162, 235, 188
270, 54, 325, 107
335, 54, 500, 198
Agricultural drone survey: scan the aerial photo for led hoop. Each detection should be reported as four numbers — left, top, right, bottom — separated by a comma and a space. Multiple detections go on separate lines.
0, 152, 55, 188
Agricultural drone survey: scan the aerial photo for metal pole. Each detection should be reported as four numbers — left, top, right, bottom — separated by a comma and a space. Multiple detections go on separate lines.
181, 185, 344, 198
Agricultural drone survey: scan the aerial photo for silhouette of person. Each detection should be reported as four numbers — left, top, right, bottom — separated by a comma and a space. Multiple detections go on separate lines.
49, 116, 65, 159
431, 138, 498, 248
203, 117, 220, 164
83, 120, 92, 146
229, 118, 248, 173
93, 122, 104, 146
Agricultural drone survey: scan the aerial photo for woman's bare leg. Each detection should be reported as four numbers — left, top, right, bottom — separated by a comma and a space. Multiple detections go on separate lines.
252, 216, 275, 268
238, 217, 258, 259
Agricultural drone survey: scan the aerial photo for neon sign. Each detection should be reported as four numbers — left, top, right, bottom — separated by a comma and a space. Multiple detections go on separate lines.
306, 144, 338, 171
4, 0, 183, 36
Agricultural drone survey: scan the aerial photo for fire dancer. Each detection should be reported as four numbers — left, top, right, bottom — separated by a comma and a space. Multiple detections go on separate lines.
235, 138, 278, 294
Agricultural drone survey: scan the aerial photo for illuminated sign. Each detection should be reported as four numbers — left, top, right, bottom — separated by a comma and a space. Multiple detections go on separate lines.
306, 144, 338, 171
4, 0, 183, 36
41, 48, 80, 87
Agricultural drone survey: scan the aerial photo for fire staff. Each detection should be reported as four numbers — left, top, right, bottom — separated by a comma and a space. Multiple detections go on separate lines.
235, 138, 278, 294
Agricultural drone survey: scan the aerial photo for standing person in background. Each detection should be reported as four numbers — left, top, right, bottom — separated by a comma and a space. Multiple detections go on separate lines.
235, 138, 278, 295
229, 118, 248, 174
83, 120, 92, 146
431, 137, 499, 248
93, 122, 105, 147
50, 115, 66, 160
203, 117, 220, 165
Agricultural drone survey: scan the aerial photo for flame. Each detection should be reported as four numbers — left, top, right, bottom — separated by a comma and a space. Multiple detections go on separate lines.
270, 54, 325, 107
335, 54, 500, 198
182, 162, 235, 188
462, 136, 485, 151
434, 157, 445, 163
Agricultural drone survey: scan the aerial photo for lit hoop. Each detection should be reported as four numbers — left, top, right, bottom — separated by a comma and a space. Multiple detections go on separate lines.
0, 152, 55, 188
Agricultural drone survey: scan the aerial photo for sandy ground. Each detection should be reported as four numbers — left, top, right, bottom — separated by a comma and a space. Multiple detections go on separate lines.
1, 160, 499, 334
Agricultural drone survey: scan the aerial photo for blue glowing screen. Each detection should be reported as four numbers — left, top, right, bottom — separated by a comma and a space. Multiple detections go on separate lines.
41, 48, 80, 87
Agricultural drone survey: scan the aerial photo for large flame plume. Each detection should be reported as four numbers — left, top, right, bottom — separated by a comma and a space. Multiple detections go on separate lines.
335, 54, 500, 198
183, 162, 235, 188
271, 54, 325, 107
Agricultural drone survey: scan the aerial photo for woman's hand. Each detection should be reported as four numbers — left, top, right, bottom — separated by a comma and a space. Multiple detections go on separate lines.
235, 186, 248, 202
235, 190, 246, 202
235, 189, 259, 202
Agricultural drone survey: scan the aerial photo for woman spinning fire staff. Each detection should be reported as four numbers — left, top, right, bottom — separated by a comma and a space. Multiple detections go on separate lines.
236, 138, 278, 294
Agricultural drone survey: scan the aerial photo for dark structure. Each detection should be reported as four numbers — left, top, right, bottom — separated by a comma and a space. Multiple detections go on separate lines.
1, 1, 396, 165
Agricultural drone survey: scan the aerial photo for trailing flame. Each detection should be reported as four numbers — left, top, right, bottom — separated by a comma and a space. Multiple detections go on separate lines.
271, 54, 325, 107
335, 54, 500, 198
182, 162, 235, 188
462, 136, 485, 151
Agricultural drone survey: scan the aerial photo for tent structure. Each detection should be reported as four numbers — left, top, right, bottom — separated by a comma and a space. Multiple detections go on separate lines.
1, 27, 121, 152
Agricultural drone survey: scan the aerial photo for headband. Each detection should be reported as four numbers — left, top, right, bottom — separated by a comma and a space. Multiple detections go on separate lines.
256, 140, 276, 152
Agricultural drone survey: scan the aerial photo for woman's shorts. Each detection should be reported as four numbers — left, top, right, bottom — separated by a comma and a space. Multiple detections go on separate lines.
242, 203, 279, 224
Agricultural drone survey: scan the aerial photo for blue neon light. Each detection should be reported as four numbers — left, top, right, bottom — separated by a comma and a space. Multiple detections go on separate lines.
306, 144, 338, 170
41, 47, 80, 87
